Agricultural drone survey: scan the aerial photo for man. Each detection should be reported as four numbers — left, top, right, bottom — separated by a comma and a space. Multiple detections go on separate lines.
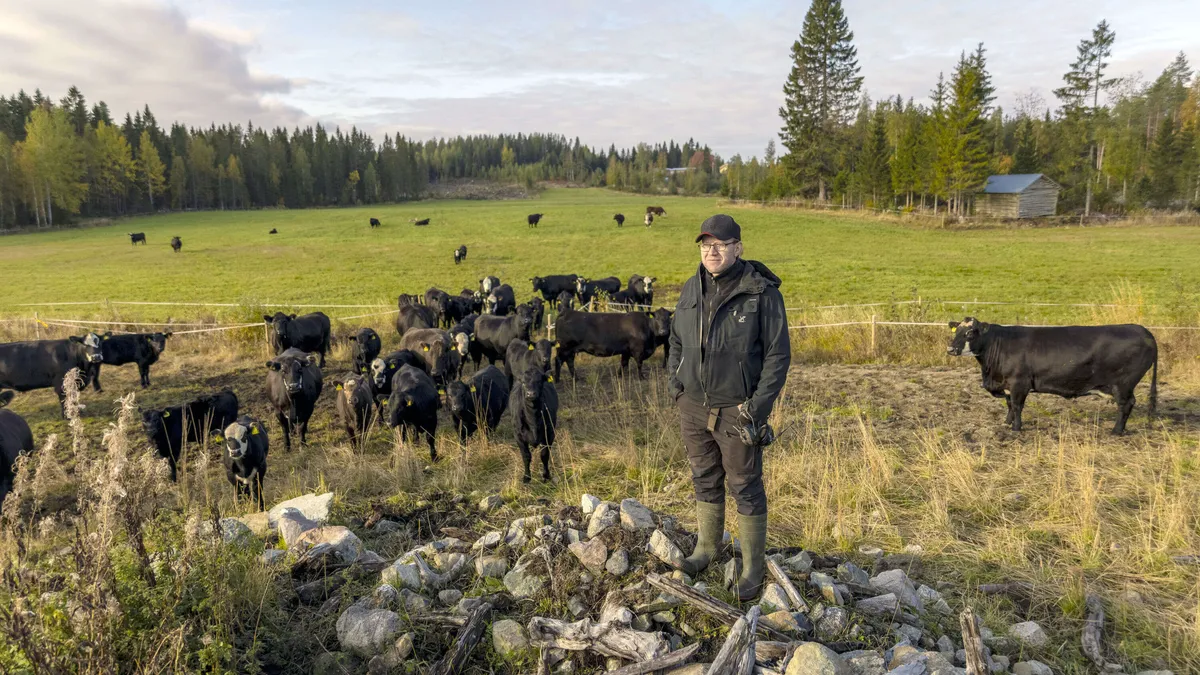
666, 213, 791, 601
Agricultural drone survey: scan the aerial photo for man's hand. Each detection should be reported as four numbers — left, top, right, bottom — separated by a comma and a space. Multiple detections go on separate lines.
737, 403, 754, 426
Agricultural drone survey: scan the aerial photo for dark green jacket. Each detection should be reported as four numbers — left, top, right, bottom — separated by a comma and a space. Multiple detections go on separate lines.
667, 259, 791, 424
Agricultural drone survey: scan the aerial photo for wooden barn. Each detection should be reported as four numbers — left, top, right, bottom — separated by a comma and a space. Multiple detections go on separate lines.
976, 174, 1061, 218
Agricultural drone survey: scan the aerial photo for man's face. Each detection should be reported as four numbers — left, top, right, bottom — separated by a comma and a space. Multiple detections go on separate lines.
699, 235, 742, 275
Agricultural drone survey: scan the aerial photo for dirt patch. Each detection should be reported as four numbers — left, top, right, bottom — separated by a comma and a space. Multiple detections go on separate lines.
425, 179, 538, 201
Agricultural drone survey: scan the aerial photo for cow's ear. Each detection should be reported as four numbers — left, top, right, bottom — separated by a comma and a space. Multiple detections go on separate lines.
375, 394, 388, 405
948, 322, 959, 330
266, 361, 281, 371
69, 335, 82, 343
163, 332, 172, 338
263, 315, 273, 323
289, 313, 297, 320
306, 354, 319, 365
103, 331, 113, 337
0, 390, 13, 408
348, 335, 357, 342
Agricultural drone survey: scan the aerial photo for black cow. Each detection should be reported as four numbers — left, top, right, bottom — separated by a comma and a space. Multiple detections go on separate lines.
627, 274, 657, 307
0, 390, 34, 513
450, 315, 481, 372
948, 318, 1158, 434
553, 305, 655, 380
129, 232, 146, 245
269, 228, 278, 234
424, 288, 453, 328
510, 367, 558, 483
646, 206, 666, 216
171, 236, 182, 253
444, 295, 473, 328
614, 214, 625, 227
529, 297, 546, 331
0, 335, 103, 412
474, 304, 535, 366
644, 213, 654, 227
88, 331, 171, 391
222, 415, 269, 511
264, 349, 323, 452
556, 291, 576, 311
400, 328, 457, 385
412, 218, 431, 226
504, 338, 554, 384
576, 277, 621, 307
142, 390, 239, 481
479, 276, 502, 296
486, 284, 516, 316
650, 308, 673, 367
263, 312, 332, 367
348, 327, 382, 376
336, 374, 376, 448
446, 366, 510, 443
608, 289, 638, 310
396, 301, 438, 336
460, 288, 485, 315
370, 350, 428, 401
531, 275, 579, 305
370, 217, 381, 227
384, 365, 439, 460
454, 245, 467, 265
527, 213, 543, 228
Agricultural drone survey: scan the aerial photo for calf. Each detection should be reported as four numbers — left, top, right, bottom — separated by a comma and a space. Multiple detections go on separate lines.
474, 304, 535, 365
479, 276, 501, 296
0, 390, 34, 513
400, 328, 456, 385
486, 284, 516, 316
336, 374, 376, 447
529, 297, 546, 331
264, 349, 323, 452
384, 364, 440, 460
0, 335, 103, 412
510, 367, 558, 482
269, 228, 278, 234
531, 275, 579, 305
446, 365, 509, 442
553, 305, 655, 380
613, 213, 625, 227
450, 315, 482, 372
556, 291, 576, 311
627, 274, 656, 307
454, 245, 467, 265
649, 308, 673, 367
370, 217, 381, 227
424, 287, 453, 327
461, 288, 485, 315
412, 217, 430, 226
88, 331, 171, 391
142, 390, 239, 481
444, 295, 473, 328
348, 327, 382, 376
646, 206, 666, 216
263, 312, 332, 366
504, 338, 554, 384
222, 416, 269, 511
644, 213, 653, 227
948, 317, 1158, 434
370, 350, 428, 400
170, 236, 182, 252
129, 232, 146, 245
396, 301, 438, 336
527, 213, 543, 228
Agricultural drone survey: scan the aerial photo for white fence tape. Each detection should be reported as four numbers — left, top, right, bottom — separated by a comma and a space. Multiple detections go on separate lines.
790, 320, 1200, 331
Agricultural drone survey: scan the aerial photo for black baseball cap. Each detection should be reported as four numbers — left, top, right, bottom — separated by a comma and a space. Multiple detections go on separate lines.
696, 214, 741, 242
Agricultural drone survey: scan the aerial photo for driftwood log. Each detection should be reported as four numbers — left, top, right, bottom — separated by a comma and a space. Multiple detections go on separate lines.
977, 582, 1034, 596
430, 601, 492, 675
766, 558, 810, 612
645, 573, 791, 642
1082, 594, 1107, 669
412, 551, 469, 591
604, 642, 701, 675
708, 605, 760, 675
526, 617, 670, 662
959, 607, 989, 675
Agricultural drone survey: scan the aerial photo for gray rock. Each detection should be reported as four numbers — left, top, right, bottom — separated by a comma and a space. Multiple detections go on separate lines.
268, 492, 333, 528
503, 561, 546, 599
923, 652, 961, 675
475, 555, 509, 579
632, 613, 651, 631
218, 518, 253, 545
587, 502, 620, 538
1133, 671, 1174, 675
761, 610, 804, 634
454, 597, 485, 615
869, 569, 923, 612
1007, 621, 1048, 649
652, 611, 676, 624
568, 595, 588, 618
259, 549, 287, 565
665, 665, 710, 675
837, 562, 871, 586
760, 583, 792, 613
1011, 662, 1053, 675
478, 494, 504, 512
381, 561, 421, 591
565, 528, 584, 545
568, 538, 608, 574
438, 589, 463, 606
313, 652, 362, 675
785, 641, 853, 675
937, 635, 955, 655
918, 584, 952, 614
816, 607, 848, 642
890, 663, 929, 675
887, 645, 924, 669
372, 519, 402, 534
277, 508, 320, 548
399, 589, 430, 613
809, 572, 844, 606
292, 526, 366, 564
648, 530, 686, 568
600, 591, 634, 626
581, 493, 601, 514
840, 650, 886, 675
990, 655, 1010, 673
606, 548, 630, 576
896, 623, 924, 644
472, 530, 504, 552
504, 526, 528, 549
619, 498, 656, 531
724, 558, 742, 589
855, 593, 900, 616
785, 550, 814, 573
858, 545, 885, 557
492, 618, 529, 656
336, 602, 402, 657
371, 633, 413, 671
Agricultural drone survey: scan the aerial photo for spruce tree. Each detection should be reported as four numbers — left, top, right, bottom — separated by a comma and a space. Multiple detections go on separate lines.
857, 106, 892, 206
136, 129, 165, 211
1012, 118, 1039, 173
1055, 20, 1117, 214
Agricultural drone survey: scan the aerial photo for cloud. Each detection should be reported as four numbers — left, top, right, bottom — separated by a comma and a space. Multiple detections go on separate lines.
0, 0, 308, 131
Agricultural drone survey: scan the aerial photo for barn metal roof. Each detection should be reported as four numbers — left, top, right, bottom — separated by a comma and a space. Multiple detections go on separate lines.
982, 174, 1057, 193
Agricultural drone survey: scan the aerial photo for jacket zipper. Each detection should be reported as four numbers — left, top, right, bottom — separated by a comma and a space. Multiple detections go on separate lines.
699, 266, 754, 408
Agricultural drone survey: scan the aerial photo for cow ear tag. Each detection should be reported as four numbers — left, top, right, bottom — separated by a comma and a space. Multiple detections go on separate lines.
336, 384, 343, 391
423, 345, 430, 351
547, 376, 554, 382
361, 367, 367, 373
438, 389, 445, 395
528, 344, 534, 351
163, 411, 170, 417
406, 400, 413, 407
469, 385, 476, 392
103, 336, 109, 340
251, 427, 259, 435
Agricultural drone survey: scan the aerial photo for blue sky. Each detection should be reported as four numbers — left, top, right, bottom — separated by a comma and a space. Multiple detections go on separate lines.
2, 0, 1198, 159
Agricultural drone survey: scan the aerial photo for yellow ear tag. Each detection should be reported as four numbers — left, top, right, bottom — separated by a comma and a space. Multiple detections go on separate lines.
437, 389, 445, 395
390, 363, 395, 369
423, 346, 430, 352
103, 336, 109, 340
554, 342, 560, 348
336, 384, 343, 390
251, 427, 259, 435
361, 367, 367, 373
469, 385, 477, 392
547, 376, 554, 382
950, 327, 957, 334
163, 411, 170, 417
406, 400, 413, 407
528, 344, 534, 351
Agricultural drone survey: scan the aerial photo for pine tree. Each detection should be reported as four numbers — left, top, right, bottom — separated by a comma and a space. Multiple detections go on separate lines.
169, 154, 187, 209
363, 161, 379, 203
1148, 117, 1183, 206
136, 129, 165, 211
778, 0, 863, 200
857, 106, 892, 206
225, 155, 245, 209
1055, 20, 1117, 215
891, 102, 921, 206
940, 51, 993, 215
1012, 118, 1039, 173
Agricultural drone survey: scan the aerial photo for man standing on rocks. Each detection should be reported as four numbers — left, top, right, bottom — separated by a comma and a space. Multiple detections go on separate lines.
667, 214, 791, 601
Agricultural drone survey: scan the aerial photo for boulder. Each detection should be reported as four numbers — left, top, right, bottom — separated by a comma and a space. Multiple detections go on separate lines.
493, 618, 529, 656
381, 561, 421, 591
854, 593, 900, 616
606, 548, 630, 576
268, 492, 333, 528
785, 642, 854, 675
336, 602, 402, 658
816, 607, 848, 642
1012, 662, 1053, 675
476, 555, 509, 579
587, 502, 620, 538
278, 508, 320, 548
784, 550, 814, 574
761, 610, 804, 635
479, 494, 504, 513
581, 493, 601, 514
1007, 621, 1049, 649
503, 561, 546, 599
568, 538, 608, 574
292, 526, 365, 564
760, 583, 792, 613
869, 569, 923, 612
619, 498, 656, 531
235, 511, 272, 538
648, 530, 686, 568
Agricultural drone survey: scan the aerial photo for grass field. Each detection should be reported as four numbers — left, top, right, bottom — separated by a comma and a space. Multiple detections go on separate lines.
2, 189, 1199, 674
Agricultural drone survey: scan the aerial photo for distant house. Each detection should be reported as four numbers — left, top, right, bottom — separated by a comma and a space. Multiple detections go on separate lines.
976, 174, 1061, 218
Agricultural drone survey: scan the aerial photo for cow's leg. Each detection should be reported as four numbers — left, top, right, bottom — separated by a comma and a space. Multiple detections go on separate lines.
277, 412, 292, 452
139, 363, 151, 388
1009, 387, 1029, 432
254, 470, 266, 511
539, 443, 552, 482
517, 439, 533, 483
299, 418, 310, 447
663, 344, 670, 369
619, 354, 630, 376
1003, 397, 1014, 425
91, 364, 103, 392
167, 455, 178, 482
1113, 390, 1136, 435
554, 353, 564, 381
426, 428, 437, 462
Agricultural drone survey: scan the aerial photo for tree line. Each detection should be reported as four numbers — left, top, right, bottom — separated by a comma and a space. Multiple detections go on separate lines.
760, 0, 1200, 214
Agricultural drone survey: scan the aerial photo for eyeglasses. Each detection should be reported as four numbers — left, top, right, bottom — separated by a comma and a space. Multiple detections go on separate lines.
698, 241, 738, 253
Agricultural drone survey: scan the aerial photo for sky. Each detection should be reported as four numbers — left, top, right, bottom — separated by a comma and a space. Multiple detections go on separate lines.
1, 0, 1198, 160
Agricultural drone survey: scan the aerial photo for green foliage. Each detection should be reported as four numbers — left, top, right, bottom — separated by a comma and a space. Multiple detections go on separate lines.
136, 129, 165, 210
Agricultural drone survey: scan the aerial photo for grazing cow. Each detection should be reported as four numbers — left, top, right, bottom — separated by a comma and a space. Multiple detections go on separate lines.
474, 304, 536, 366
264, 349, 323, 452
531, 275, 579, 305
263, 312, 332, 367
529, 297, 546, 331
460, 288, 485, 315
370, 217, 381, 227
614, 214, 625, 227
269, 228, 278, 234
142, 390, 239, 481
222, 416, 269, 511
646, 206, 666, 217
948, 317, 1158, 434
400, 328, 456, 385
627, 274, 657, 307
412, 218, 431, 226
510, 367, 558, 483
504, 338, 554, 385
87, 331, 171, 392
446, 366, 510, 442
336, 374, 376, 447
396, 301, 438, 336
650, 308, 673, 367
348, 327, 382, 376
0, 335, 103, 412
486, 284, 516, 316
479, 276, 501, 296
644, 213, 654, 227
0, 390, 34, 513
527, 213, 543, 228
384, 365, 439, 460
370, 350, 428, 401
171, 236, 182, 252
553, 304, 655, 380
129, 232, 146, 245
454, 245, 467, 265
450, 315, 481, 372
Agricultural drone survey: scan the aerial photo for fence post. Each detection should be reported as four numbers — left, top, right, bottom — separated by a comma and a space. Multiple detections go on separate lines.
34, 312, 40, 339
870, 314, 877, 356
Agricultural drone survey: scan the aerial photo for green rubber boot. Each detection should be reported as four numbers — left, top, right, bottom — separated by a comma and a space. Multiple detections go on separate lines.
735, 513, 768, 602
680, 501, 725, 576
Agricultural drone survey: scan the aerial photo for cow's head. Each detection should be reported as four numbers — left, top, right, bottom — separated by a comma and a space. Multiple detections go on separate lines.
480, 277, 497, 294
452, 330, 471, 356
223, 418, 256, 460
141, 409, 165, 439
370, 357, 395, 389
651, 308, 673, 339
519, 367, 552, 405
263, 312, 293, 349
342, 375, 367, 403
445, 381, 470, 416
266, 352, 317, 394
0, 390, 14, 408
575, 278, 588, 295
420, 340, 452, 379
398, 294, 420, 308
557, 291, 575, 311
642, 276, 656, 295
70, 333, 104, 363
514, 303, 536, 338
147, 332, 171, 355
533, 339, 554, 369
530, 276, 543, 292
947, 317, 983, 356
485, 292, 500, 315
